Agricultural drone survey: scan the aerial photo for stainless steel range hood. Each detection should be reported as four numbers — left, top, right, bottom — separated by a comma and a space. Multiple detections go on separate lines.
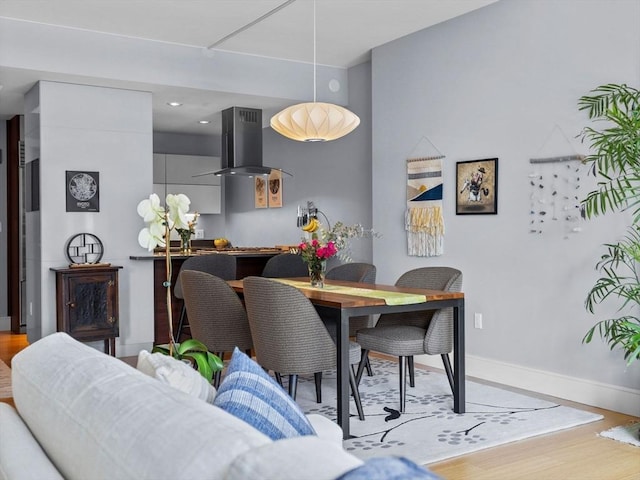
213, 106, 292, 177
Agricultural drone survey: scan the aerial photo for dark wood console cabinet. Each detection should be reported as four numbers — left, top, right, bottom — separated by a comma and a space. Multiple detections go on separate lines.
51, 266, 122, 356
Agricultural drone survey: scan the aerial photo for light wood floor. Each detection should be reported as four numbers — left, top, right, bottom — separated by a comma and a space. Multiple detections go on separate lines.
1, 331, 638, 479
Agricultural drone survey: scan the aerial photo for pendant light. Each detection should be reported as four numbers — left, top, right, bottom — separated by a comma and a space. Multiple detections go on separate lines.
270, 0, 360, 142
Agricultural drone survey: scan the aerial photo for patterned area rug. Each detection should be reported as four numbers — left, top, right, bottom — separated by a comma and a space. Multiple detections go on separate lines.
599, 422, 640, 447
0, 359, 12, 399
295, 358, 603, 465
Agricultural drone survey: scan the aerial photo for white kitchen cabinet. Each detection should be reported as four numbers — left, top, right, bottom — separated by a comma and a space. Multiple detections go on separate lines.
166, 184, 221, 214
152, 183, 166, 201
153, 154, 221, 214
165, 154, 221, 186
152, 154, 166, 184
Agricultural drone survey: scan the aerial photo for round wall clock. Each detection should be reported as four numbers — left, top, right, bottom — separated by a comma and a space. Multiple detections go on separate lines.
68, 172, 98, 201
65, 233, 104, 264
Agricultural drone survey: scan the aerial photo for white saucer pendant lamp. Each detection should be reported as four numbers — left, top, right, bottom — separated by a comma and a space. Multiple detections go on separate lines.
270, 0, 360, 142
271, 102, 360, 142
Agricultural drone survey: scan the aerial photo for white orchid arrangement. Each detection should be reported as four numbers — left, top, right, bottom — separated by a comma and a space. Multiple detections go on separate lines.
137, 193, 191, 356
137, 193, 223, 379
137, 193, 191, 251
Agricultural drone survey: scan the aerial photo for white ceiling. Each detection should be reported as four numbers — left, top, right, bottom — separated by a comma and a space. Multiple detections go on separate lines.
0, 0, 497, 134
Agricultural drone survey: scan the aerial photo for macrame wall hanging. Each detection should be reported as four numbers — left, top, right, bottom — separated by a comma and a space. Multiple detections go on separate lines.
528, 126, 585, 239
406, 137, 445, 256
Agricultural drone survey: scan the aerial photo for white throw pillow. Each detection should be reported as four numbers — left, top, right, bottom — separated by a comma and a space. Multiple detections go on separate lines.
136, 350, 216, 403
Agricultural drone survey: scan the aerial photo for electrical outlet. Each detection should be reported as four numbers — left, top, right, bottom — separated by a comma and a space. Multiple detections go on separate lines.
194, 229, 204, 239
474, 312, 483, 329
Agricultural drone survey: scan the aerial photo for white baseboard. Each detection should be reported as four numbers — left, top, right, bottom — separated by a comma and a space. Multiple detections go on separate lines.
81, 340, 152, 359
414, 354, 640, 417
117, 341, 153, 358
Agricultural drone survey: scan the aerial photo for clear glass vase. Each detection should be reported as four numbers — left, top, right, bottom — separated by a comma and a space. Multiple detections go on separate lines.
309, 260, 327, 288
179, 232, 192, 255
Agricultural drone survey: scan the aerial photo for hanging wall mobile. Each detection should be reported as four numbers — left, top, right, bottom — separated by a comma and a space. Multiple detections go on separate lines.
528, 126, 585, 238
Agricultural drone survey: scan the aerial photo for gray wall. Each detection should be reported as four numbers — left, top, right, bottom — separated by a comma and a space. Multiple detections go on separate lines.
224, 61, 374, 263
371, 0, 640, 412
153, 132, 220, 157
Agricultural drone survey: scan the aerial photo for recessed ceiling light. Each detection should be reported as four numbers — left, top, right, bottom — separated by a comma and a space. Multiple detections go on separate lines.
198, 120, 210, 124
167, 102, 182, 107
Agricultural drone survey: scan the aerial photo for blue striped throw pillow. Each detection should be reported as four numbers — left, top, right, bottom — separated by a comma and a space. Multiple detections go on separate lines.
338, 457, 443, 480
213, 348, 316, 440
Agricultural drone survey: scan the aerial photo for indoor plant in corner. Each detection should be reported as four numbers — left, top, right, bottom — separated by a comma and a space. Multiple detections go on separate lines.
579, 83, 640, 366
137, 193, 223, 382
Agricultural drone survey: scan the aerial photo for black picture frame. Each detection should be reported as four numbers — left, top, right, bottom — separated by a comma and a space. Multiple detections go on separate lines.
66, 170, 100, 212
455, 158, 498, 215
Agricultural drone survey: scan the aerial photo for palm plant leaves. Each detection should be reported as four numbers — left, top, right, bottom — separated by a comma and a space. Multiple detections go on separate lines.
579, 85, 640, 222
584, 228, 640, 364
580, 83, 640, 364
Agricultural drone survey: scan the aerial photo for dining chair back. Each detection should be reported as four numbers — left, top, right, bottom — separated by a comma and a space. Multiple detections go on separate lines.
179, 270, 253, 388
326, 262, 376, 284
356, 266, 462, 412
325, 262, 377, 336
261, 253, 308, 278
173, 254, 237, 341
243, 276, 365, 420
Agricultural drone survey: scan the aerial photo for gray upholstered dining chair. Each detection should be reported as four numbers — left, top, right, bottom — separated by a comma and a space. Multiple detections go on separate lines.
261, 253, 309, 278
322, 262, 377, 377
325, 262, 377, 336
242, 276, 365, 420
355, 267, 463, 412
173, 254, 237, 341
179, 270, 253, 388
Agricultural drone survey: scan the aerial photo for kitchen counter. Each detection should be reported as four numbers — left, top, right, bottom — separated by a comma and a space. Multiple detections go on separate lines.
131, 246, 290, 344
129, 246, 288, 260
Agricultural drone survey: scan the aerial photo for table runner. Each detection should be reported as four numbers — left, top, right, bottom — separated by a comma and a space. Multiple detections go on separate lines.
274, 279, 427, 306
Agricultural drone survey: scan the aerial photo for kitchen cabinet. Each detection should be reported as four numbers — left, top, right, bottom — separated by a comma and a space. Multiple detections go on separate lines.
153, 154, 221, 214
147, 252, 278, 344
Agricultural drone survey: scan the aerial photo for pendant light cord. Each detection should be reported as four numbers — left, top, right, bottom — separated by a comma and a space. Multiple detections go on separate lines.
313, 0, 317, 103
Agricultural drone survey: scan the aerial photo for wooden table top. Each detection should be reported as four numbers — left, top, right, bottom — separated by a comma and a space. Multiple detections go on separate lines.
227, 278, 464, 309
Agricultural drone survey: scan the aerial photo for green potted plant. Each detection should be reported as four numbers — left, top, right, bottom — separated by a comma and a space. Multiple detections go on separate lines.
152, 339, 222, 384
579, 83, 640, 365
137, 193, 224, 381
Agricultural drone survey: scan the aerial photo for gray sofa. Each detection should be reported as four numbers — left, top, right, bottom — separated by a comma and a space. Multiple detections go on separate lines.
0, 333, 365, 480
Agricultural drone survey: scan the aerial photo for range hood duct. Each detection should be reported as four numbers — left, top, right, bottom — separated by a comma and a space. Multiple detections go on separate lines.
214, 106, 292, 177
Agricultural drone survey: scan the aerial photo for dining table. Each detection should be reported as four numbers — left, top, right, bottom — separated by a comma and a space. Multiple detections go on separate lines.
228, 277, 465, 440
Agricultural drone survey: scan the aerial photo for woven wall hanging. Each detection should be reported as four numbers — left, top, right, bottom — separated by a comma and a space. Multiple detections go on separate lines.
406, 151, 445, 257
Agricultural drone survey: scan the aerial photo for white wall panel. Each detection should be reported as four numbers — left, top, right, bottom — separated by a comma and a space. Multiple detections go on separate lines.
26, 81, 154, 350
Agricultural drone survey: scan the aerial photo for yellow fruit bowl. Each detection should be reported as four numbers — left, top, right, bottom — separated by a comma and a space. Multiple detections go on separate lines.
214, 238, 229, 249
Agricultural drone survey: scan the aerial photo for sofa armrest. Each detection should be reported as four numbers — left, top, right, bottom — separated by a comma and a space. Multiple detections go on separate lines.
224, 436, 363, 480
306, 414, 343, 445
0, 403, 63, 480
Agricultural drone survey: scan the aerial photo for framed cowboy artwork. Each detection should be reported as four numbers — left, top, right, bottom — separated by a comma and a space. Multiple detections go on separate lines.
455, 158, 498, 215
